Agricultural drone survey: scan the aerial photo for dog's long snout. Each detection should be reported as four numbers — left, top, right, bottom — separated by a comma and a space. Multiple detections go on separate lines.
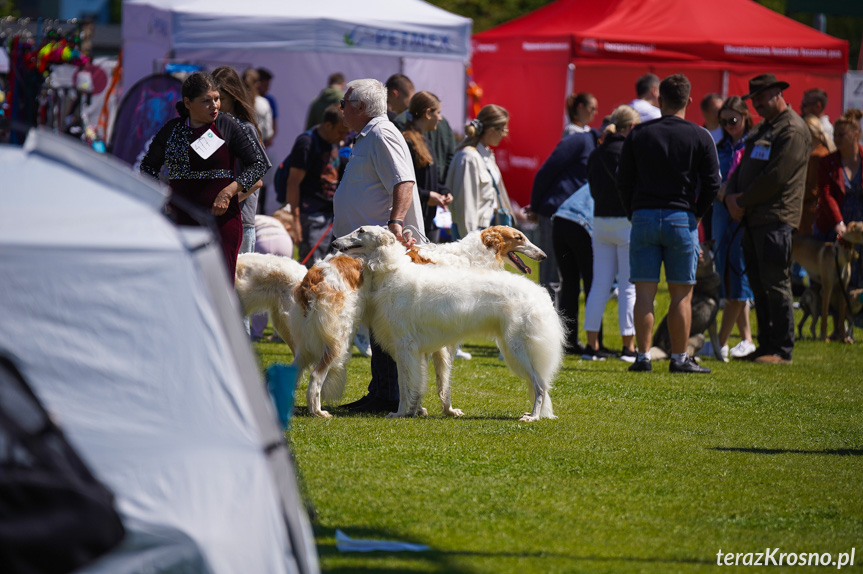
332, 235, 358, 252
519, 245, 546, 261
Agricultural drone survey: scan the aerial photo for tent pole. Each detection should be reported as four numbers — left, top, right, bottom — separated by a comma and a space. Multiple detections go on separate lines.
721, 70, 729, 99
565, 63, 575, 129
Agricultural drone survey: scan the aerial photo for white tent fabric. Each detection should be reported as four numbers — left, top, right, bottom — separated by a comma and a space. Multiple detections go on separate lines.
0, 130, 318, 574
121, 0, 472, 212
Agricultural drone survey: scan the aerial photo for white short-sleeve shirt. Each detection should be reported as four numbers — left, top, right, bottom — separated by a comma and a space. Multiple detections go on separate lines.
333, 115, 422, 237
629, 98, 661, 123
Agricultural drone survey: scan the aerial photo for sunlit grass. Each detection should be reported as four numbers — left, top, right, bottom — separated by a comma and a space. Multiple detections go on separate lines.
253, 279, 863, 573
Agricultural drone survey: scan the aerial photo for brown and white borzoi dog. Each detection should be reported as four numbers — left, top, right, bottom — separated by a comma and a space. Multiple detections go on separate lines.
409, 225, 546, 273
235, 253, 308, 352
288, 254, 367, 418
332, 225, 565, 422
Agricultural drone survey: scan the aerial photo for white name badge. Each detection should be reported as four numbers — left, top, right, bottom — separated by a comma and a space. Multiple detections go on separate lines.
751, 142, 771, 161
433, 206, 453, 229
190, 129, 225, 160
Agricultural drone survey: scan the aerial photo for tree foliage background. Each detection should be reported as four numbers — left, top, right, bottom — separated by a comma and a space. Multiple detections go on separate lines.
427, 0, 863, 70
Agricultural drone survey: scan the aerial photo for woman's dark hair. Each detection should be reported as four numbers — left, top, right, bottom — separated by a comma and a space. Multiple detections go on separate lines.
175, 71, 218, 118
403, 91, 440, 168
212, 66, 259, 136
717, 95, 752, 145
565, 92, 594, 123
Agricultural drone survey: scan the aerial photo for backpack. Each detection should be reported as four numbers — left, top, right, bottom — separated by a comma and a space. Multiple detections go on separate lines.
274, 160, 289, 205
0, 354, 126, 574
275, 130, 340, 205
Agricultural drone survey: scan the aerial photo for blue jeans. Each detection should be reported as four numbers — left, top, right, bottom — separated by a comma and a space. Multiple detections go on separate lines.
240, 226, 256, 254
240, 226, 256, 336
629, 209, 698, 285
712, 200, 752, 300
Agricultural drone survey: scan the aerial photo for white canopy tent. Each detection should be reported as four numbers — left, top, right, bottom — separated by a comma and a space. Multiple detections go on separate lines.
122, 0, 472, 210
0, 130, 318, 574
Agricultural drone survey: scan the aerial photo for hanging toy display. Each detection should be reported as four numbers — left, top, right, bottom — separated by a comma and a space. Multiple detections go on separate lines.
3, 18, 94, 145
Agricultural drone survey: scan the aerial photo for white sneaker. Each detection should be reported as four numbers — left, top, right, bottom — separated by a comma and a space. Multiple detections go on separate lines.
353, 332, 373, 357
719, 345, 729, 363
729, 340, 756, 359
455, 347, 472, 360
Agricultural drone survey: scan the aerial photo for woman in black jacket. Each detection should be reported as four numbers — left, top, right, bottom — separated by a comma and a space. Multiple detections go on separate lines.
581, 105, 641, 361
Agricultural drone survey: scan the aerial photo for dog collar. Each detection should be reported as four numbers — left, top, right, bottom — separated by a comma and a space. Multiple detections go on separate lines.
837, 236, 854, 250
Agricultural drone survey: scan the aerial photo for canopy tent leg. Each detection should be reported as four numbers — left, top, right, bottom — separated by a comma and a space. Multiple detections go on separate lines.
564, 63, 576, 130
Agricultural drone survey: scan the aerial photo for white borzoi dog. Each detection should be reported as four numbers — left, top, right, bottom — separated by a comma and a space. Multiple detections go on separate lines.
288, 253, 367, 418
332, 225, 565, 422
235, 253, 308, 352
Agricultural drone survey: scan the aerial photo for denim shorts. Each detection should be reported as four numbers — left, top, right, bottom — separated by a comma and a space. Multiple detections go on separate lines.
629, 209, 699, 284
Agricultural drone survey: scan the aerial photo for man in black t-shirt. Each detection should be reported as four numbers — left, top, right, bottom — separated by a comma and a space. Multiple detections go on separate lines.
283, 105, 349, 266
617, 74, 721, 374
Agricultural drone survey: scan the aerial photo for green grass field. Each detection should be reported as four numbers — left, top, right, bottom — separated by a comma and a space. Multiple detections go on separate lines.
253, 281, 863, 573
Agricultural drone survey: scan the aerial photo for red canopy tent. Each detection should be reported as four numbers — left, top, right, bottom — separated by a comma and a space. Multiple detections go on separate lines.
471, 0, 849, 206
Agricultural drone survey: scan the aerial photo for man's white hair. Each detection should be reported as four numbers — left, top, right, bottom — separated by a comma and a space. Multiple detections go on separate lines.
346, 78, 387, 118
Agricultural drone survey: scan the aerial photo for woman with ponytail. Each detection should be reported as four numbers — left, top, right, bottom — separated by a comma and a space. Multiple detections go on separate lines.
140, 71, 270, 281
212, 66, 270, 263
402, 91, 453, 239
581, 104, 640, 361
446, 104, 511, 239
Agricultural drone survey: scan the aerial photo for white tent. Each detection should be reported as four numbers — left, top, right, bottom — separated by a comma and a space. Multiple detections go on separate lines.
0, 130, 318, 574
122, 0, 472, 210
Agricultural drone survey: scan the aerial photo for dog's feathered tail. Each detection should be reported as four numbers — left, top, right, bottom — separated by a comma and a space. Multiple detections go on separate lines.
529, 295, 565, 419
495, 287, 566, 420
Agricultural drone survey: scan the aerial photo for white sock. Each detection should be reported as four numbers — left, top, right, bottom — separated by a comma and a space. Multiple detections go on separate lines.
671, 352, 687, 363
637, 352, 650, 362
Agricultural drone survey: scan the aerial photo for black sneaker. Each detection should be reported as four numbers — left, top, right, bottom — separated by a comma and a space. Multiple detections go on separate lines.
350, 396, 399, 414
669, 355, 711, 373
581, 346, 617, 361
619, 348, 637, 363
566, 342, 587, 356
628, 358, 652, 372
597, 346, 619, 359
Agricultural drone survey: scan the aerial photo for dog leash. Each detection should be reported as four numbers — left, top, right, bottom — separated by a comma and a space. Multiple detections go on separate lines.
833, 236, 855, 321
301, 222, 334, 265
403, 224, 430, 245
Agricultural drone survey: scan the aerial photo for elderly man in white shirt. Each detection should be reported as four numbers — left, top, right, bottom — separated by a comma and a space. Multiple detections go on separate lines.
333, 78, 423, 246
332, 78, 422, 413
629, 73, 661, 123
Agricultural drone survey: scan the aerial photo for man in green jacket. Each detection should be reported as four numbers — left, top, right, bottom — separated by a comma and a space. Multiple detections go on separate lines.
725, 74, 811, 364
305, 73, 345, 130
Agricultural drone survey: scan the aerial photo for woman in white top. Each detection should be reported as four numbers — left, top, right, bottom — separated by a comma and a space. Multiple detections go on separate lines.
446, 104, 511, 239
